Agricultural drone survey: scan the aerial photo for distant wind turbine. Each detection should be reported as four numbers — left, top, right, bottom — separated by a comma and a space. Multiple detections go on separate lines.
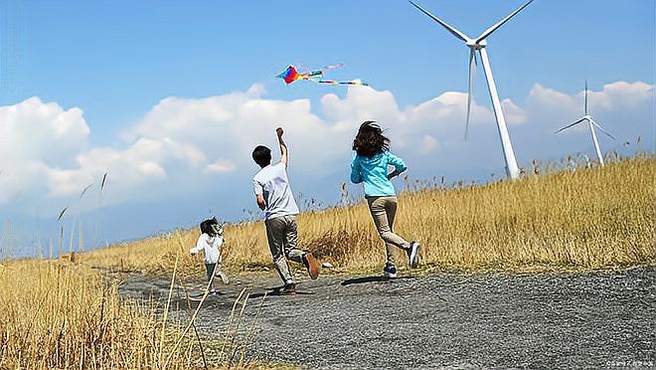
554, 81, 615, 166
409, 0, 535, 180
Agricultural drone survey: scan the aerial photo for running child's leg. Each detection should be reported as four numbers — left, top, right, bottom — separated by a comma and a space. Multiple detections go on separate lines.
367, 196, 409, 249
385, 199, 399, 267
205, 263, 218, 292
282, 216, 303, 263
265, 217, 295, 286
205, 263, 216, 282
214, 263, 229, 284
213, 249, 229, 284
383, 196, 421, 268
282, 216, 319, 280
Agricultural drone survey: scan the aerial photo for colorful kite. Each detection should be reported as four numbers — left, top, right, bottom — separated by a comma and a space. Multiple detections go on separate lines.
276, 64, 368, 87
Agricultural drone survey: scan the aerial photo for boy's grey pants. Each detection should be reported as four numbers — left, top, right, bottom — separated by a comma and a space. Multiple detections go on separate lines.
265, 215, 304, 285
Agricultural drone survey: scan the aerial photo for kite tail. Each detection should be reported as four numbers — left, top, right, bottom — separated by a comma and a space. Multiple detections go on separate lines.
317, 79, 369, 86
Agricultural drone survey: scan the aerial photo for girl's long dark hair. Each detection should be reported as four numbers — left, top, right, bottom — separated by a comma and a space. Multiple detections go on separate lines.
352, 121, 390, 157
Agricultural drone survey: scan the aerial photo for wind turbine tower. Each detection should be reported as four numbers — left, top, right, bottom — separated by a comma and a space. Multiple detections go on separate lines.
410, 0, 536, 179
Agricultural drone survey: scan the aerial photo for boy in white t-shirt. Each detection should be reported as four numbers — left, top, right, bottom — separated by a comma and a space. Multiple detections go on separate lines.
252, 127, 319, 294
190, 217, 229, 294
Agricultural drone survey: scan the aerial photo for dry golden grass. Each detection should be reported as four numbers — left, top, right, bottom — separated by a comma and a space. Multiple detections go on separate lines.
0, 257, 275, 369
85, 156, 656, 276
0, 259, 195, 368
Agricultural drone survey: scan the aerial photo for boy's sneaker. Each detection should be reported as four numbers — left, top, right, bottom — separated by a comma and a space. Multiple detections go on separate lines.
406, 242, 421, 269
215, 270, 230, 285
383, 263, 397, 279
281, 283, 297, 295
302, 252, 320, 280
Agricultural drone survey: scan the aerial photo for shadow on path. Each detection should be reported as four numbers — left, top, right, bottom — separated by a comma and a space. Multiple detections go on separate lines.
249, 286, 316, 299
341, 275, 415, 286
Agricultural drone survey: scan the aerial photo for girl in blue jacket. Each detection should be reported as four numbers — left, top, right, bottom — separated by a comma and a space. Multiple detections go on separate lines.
350, 121, 420, 278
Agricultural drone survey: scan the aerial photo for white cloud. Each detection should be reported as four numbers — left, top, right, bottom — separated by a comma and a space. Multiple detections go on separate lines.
502, 99, 528, 125
0, 97, 90, 202
43, 136, 206, 199
588, 81, 654, 111
0, 80, 653, 213
419, 135, 440, 155
204, 159, 236, 174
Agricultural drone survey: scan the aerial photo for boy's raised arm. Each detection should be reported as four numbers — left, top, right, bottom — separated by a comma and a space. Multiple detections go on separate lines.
276, 127, 288, 167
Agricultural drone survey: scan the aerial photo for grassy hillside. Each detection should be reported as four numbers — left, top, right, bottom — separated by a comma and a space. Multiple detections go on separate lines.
85, 156, 656, 276
0, 156, 653, 368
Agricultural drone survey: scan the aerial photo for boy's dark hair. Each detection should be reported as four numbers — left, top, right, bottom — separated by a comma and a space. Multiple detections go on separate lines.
200, 217, 219, 236
252, 145, 272, 167
352, 120, 390, 157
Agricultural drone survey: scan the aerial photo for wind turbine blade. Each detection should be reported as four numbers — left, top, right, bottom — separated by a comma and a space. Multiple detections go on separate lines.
589, 118, 616, 140
554, 117, 586, 134
465, 49, 476, 140
409, 1, 470, 42
476, 0, 535, 42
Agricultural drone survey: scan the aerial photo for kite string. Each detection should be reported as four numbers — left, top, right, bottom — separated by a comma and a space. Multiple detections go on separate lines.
298, 62, 344, 75
315, 79, 368, 86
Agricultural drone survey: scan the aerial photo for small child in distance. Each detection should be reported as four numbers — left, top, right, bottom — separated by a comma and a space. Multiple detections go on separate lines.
190, 217, 229, 294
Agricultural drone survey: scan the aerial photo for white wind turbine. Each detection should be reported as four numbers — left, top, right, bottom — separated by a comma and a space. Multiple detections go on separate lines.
409, 0, 535, 180
554, 81, 615, 166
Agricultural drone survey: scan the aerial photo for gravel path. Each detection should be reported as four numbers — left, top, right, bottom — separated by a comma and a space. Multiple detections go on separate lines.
119, 266, 656, 369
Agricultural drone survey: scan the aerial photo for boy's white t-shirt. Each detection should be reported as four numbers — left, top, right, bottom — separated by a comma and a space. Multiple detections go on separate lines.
190, 233, 223, 264
252, 162, 299, 220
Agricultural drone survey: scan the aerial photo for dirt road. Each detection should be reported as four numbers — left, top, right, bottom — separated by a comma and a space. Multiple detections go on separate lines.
119, 266, 656, 369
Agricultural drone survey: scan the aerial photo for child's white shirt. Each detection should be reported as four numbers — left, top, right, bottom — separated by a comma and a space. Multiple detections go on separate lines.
190, 233, 223, 264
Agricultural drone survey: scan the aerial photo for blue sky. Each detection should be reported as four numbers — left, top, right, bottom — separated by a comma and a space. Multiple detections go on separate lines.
11, 1, 655, 125
0, 0, 654, 256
